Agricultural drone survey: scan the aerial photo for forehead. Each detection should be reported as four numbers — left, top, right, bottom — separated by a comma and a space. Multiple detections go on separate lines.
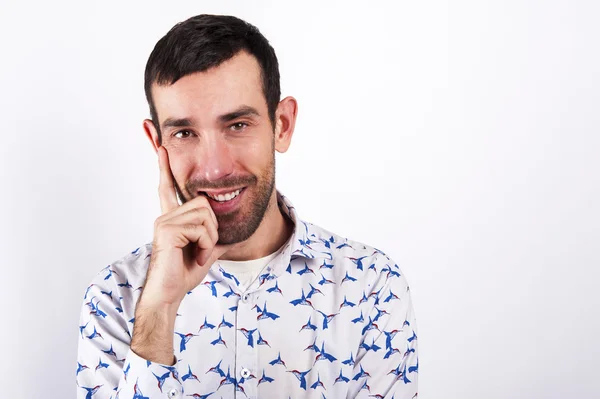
151, 51, 266, 124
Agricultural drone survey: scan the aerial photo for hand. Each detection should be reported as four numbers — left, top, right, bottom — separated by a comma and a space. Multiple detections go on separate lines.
142, 146, 235, 307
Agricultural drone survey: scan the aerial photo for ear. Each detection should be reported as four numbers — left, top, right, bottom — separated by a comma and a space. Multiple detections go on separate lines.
274, 96, 298, 154
143, 119, 160, 152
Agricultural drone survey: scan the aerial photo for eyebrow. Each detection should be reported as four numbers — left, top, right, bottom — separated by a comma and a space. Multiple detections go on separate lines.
161, 105, 261, 130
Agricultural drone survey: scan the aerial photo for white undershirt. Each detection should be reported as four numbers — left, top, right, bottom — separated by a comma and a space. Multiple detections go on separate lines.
218, 247, 282, 291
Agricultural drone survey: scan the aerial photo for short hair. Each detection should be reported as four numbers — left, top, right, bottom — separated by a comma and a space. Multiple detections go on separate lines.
144, 14, 281, 145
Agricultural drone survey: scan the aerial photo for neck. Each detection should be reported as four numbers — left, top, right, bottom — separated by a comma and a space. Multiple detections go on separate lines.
220, 189, 294, 261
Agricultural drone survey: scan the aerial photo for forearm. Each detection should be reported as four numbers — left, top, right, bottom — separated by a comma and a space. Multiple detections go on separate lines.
131, 297, 179, 365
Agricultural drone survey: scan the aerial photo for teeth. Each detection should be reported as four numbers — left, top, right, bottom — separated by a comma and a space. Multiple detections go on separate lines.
207, 189, 241, 202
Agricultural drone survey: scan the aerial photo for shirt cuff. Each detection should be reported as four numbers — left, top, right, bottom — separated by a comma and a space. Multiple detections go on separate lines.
121, 348, 184, 399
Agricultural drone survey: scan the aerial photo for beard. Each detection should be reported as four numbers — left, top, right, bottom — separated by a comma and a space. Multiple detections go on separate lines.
173, 143, 276, 245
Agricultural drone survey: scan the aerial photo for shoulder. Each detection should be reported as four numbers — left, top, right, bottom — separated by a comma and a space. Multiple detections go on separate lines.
84, 242, 153, 292
304, 220, 408, 286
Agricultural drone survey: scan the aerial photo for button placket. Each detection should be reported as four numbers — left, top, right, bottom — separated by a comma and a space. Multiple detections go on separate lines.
236, 290, 259, 398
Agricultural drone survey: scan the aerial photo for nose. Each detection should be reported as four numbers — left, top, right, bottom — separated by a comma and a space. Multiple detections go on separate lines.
197, 133, 234, 183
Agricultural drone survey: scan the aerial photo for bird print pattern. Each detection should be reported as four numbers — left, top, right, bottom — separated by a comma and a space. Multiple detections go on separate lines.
76, 190, 418, 398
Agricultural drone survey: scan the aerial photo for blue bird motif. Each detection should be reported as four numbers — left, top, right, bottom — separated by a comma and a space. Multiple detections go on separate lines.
79, 320, 90, 338
299, 316, 318, 332
210, 332, 227, 347
297, 261, 315, 276
317, 310, 339, 330
217, 367, 236, 389
95, 357, 109, 372
182, 365, 200, 382
287, 369, 310, 390
218, 266, 240, 286
319, 259, 334, 269
80, 385, 103, 399
132, 379, 150, 399
408, 359, 419, 374
198, 316, 216, 332
341, 352, 355, 366
201, 280, 219, 297
352, 365, 371, 381
307, 283, 324, 298
384, 289, 400, 303
403, 344, 416, 359
86, 326, 104, 340
318, 273, 335, 286
384, 329, 401, 350
175, 332, 198, 352
313, 342, 337, 364
338, 295, 356, 310
269, 352, 286, 367
258, 369, 274, 385
205, 360, 226, 377
346, 256, 368, 271
399, 364, 411, 384
373, 307, 390, 322
103, 268, 119, 280
240, 328, 257, 347
223, 286, 240, 298
360, 338, 382, 352
351, 311, 364, 324
123, 363, 130, 381
217, 315, 233, 329
360, 380, 371, 392
384, 347, 401, 359
258, 271, 276, 286
248, 330, 266, 348
303, 337, 319, 353
341, 271, 357, 284
290, 289, 314, 308
310, 373, 325, 389
359, 291, 369, 304
102, 344, 117, 358
76, 362, 89, 376
407, 330, 417, 343
361, 316, 380, 335
152, 370, 170, 392
334, 369, 350, 384
266, 281, 283, 295
116, 280, 132, 289
257, 303, 280, 321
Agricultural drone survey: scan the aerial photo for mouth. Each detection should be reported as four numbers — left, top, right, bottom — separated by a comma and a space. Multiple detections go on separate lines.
199, 187, 247, 213
200, 187, 245, 202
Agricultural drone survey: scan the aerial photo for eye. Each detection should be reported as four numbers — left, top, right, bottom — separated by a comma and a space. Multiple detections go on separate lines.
173, 130, 193, 138
230, 122, 248, 131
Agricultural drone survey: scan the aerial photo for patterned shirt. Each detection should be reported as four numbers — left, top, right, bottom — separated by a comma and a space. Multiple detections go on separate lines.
76, 190, 419, 399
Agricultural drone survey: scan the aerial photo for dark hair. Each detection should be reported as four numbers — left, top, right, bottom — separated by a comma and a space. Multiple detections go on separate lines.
144, 14, 281, 145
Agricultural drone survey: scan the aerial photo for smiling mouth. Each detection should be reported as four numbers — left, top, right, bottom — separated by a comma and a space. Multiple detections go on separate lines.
199, 187, 246, 202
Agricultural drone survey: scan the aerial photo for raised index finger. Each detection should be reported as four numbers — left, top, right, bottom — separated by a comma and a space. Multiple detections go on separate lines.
157, 146, 179, 214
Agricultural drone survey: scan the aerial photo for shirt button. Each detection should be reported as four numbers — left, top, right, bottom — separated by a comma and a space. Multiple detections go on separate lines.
242, 293, 250, 303
241, 368, 251, 378
167, 388, 179, 398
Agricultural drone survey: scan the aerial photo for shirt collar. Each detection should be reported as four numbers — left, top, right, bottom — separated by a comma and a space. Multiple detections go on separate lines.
276, 190, 333, 262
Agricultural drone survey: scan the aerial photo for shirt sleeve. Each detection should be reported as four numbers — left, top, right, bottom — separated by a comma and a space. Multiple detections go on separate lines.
347, 253, 419, 399
76, 268, 185, 399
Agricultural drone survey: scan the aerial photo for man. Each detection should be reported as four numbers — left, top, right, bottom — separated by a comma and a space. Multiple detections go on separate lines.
77, 14, 418, 399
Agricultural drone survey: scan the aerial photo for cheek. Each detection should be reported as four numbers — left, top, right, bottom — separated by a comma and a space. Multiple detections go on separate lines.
231, 135, 272, 167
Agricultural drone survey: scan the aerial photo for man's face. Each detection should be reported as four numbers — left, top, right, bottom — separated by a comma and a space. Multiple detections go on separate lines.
149, 51, 277, 244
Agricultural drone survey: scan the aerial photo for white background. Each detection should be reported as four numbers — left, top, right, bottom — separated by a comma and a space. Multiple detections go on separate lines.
1, 0, 598, 398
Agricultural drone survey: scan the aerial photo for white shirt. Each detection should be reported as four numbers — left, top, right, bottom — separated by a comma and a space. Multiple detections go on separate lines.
76, 190, 419, 399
